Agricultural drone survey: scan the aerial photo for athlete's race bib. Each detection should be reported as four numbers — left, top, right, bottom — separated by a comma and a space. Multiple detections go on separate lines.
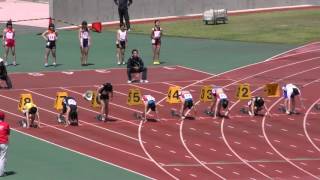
154, 31, 161, 38
218, 93, 227, 99
183, 93, 193, 100
67, 99, 77, 106
5, 32, 14, 39
48, 34, 56, 41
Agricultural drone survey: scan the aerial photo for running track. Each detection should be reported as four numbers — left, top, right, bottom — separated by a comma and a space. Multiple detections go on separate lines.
1, 42, 320, 179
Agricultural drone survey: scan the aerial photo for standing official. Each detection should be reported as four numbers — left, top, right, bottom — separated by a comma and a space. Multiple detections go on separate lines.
0, 112, 10, 177
114, 0, 132, 31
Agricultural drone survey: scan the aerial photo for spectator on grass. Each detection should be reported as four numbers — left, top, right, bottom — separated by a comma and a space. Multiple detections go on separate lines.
151, 20, 163, 65
0, 112, 10, 177
114, 0, 132, 31
0, 58, 12, 89
282, 83, 304, 114
127, 49, 148, 83
116, 23, 128, 65
96, 83, 113, 121
42, 23, 58, 67
79, 20, 91, 66
2, 20, 16, 66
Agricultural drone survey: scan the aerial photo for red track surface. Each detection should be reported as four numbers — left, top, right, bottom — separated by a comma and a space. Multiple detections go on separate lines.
1, 42, 320, 179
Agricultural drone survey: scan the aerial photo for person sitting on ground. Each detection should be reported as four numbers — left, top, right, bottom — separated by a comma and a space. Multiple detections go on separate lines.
127, 49, 148, 83
282, 83, 303, 114
22, 102, 40, 128
59, 96, 78, 126
0, 58, 12, 89
179, 89, 197, 120
208, 86, 230, 119
247, 96, 269, 117
96, 82, 113, 121
141, 95, 160, 122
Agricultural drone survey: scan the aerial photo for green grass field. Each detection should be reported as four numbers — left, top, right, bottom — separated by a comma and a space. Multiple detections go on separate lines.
109, 9, 320, 44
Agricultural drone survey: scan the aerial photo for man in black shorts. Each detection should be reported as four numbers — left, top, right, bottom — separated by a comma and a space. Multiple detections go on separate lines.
59, 96, 78, 126
0, 58, 12, 89
96, 83, 113, 121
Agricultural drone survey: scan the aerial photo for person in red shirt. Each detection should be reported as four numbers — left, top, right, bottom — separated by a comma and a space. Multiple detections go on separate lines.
0, 112, 10, 177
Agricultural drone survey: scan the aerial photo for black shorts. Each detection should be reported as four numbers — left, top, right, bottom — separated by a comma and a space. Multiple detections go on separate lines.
100, 94, 109, 100
291, 88, 300, 98
184, 99, 193, 109
46, 41, 56, 49
147, 101, 156, 111
62, 104, 77, 114
152, 39, 161, 46
116, 41, 126, 49
82, 39, 89, 48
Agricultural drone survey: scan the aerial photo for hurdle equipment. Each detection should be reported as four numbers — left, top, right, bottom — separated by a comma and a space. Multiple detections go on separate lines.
18, 93, 34, 112
236, 83, 252, 100
199, 86, 213, 102
54, 92, 68, 110
264, 83, 280, 97
127, 89, 142, 106
166, 86, 181, 104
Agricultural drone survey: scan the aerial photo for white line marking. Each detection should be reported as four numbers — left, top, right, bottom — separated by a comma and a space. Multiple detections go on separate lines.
290, 145, 297, 148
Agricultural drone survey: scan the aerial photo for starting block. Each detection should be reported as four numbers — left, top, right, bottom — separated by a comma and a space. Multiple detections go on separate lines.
171, 109, 180, 117
134, 112, 143, 120
18, 119, 38, 128
204, 109, 214, 116
96, 114, 105, 121
54, 92, 68, 111
314, 104, 320, 110
57, 115, 66, 124
18, 93, 34, 112
278, 106, 286, 113
240, 107, 248, 114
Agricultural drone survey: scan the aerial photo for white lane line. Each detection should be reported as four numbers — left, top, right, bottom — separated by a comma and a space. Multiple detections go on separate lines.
233, 172, 240, 175
170, 150, 176, 154
250, 147, 257, 150
275, 170, 282, 174
174, 168, 181, 172
290, 145, 297, 148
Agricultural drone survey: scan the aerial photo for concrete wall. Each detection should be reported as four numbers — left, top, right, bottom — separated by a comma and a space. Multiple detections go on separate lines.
50, 0, 320, 26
